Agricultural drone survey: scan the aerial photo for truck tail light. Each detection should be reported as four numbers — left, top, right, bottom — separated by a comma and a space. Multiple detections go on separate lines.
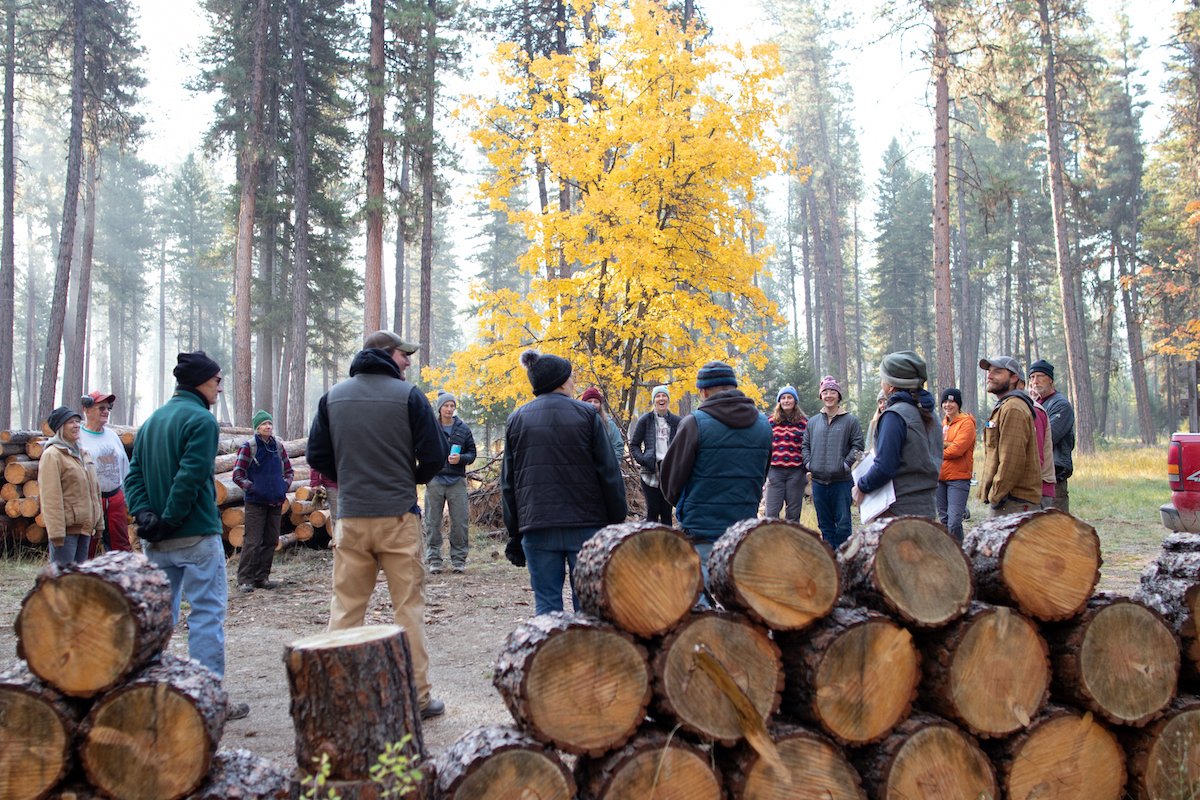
1169, 439, 1182, 490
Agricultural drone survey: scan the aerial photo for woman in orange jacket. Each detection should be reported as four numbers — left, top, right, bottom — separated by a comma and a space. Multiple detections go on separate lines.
937, 388, 976, 541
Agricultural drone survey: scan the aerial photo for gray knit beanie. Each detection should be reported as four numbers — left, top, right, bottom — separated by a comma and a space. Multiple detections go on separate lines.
880, 350, 927, 389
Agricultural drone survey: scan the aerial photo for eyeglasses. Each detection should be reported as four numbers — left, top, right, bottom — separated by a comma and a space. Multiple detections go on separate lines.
96, 405, 112, 411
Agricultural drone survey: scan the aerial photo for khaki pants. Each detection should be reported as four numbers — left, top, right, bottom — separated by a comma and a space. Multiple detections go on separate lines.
328, 513, 431, 704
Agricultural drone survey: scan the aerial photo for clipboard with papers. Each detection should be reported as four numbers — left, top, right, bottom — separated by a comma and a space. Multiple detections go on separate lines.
852, 450, 895, 524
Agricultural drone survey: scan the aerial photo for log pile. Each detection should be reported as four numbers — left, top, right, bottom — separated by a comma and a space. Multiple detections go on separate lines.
0, 550, 291, 800
437, 510, 1200, 799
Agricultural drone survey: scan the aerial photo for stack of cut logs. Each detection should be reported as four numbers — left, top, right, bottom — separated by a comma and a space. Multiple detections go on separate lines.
0, 551, 292, 800
435, 510, 1200, 800
0, 426, 328, 554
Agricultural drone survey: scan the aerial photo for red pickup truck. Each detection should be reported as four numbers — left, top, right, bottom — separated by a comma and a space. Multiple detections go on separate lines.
1164, 432, 1200, 532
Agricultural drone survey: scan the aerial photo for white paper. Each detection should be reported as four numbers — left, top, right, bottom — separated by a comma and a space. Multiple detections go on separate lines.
852, 450, 896, 524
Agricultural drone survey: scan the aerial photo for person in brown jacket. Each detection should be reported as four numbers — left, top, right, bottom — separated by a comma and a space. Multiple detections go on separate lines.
978, 357, 1042, 516
41, 405, 103, 565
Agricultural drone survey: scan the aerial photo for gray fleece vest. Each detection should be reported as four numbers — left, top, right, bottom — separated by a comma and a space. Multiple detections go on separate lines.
886, 401, 942, 518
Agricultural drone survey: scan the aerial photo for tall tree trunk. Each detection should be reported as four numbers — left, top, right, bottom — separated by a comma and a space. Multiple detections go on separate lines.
1037, 0, 1096, 452
39, 0, 86, 423
107, 298, 124, 426
284, 0, 311, 440
23, 213, 35, 426
0, 0, 14, 429
256, 82, 281, 415
931, 6, 954, 390
1118, 243, 1154, 444
157, 236, 165, 406
63, 149, 96, 404
363, 0, 384, 336
1096, 247, 1117, 437
233, 0, 272, 426
954, 126, 978, 415
418, 0, 436, 370
393, 147, 410, 337
801, 185, 814, 369
785, 185, 798, 341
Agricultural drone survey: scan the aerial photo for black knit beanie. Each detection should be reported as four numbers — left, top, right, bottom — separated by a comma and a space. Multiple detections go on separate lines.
173, 351, 221, 387
521, 350, 572, 396
48, 405, 82, 433
940, 387, 963, 408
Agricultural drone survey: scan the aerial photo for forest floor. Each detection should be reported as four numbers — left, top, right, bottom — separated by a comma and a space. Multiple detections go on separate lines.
0, 503, 1171, 777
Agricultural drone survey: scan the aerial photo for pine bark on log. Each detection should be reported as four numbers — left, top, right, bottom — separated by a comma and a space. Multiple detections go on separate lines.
1122, 695, 1200, 799
962, 507, 1101, 621
1136, 534, 1200, 683
277, 532, 299, 552
4, 458, 38, 483
917, 601, 1050, 738
651, 611, 782, 745
211, 436, 307, 474
1044, 595, 1178, 727
988, 704, 1126, 800
433, 725, 575, 800
0, 662, 82, 800
707, 517, 840, 631
777, 607, 920, 746
575, 727, 722, 800
187, 749, 291, 800
285, 625, 425, 781
720, 722, 866, 799
16, 551, 174, 697
852, 713, 996, 800
1, 441, 27, 456
494, 612, 650, 756
1, 429, 45, 444
78, 653, 227, 800
214, 474, 242, 506
840, 515, 973, 628
574, 522, 702, 638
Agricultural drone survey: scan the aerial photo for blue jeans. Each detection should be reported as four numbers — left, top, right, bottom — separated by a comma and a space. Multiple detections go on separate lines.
812, 480, 853, 551
691, 539, 714, 608
936, 479, 971, 541
522, 527, 599, 615
145, 535, 229, 679
48, 534, 91, 565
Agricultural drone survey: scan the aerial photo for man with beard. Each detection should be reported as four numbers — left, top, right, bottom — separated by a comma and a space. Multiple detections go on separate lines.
978, 356, 1042, 517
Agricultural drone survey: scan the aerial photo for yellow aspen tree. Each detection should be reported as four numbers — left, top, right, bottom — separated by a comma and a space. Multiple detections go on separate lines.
437, 0, 783, 418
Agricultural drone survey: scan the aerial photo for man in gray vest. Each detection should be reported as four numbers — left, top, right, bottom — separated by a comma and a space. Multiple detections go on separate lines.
307, 330, 449, 720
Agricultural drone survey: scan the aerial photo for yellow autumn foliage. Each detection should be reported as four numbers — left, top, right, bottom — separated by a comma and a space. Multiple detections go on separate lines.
432, 0, 785, 421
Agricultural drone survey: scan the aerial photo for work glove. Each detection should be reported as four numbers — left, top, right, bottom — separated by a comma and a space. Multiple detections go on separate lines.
134, 510, 169, 543
504, 536, 526, 568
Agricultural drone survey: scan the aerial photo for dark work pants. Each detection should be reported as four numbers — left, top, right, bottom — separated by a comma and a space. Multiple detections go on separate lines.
641, 479, 673, 525
238, 502, 281, 586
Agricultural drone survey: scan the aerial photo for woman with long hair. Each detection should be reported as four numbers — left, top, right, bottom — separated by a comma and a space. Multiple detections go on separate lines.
765, 386, 808, 522
937, 388, 976, 540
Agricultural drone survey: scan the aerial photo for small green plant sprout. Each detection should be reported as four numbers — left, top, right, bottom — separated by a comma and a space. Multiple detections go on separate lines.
369, 734, 424, 798
300, 752, 341, 800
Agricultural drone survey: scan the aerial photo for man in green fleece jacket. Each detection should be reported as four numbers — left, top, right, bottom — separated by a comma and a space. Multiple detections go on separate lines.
124, 351, 249, 720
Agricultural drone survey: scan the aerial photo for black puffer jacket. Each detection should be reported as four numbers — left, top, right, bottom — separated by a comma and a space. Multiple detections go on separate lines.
433, 417, 477, 481
501, 392, 627, 535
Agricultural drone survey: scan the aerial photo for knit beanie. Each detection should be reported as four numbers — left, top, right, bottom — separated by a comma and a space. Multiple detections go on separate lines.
651, 385, 669, 402
251, 410, 273, 430
521, 350, 572, 396
940, 388, 963, 408
777, 386, 800, 404
48, 406, 82, 433
437, 391, 457, 411
173, 351, 221, 387
696, 361, 737, 389
580, 386, 603, 404
819, 375, 842, 400
880, 350, 927, 389
1028, 359, 1055, 381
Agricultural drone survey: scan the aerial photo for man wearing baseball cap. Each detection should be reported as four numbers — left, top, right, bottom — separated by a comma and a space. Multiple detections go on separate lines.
78, 390, 131, 554
1027, 359, 1075, 513
978, 356, 1042, 516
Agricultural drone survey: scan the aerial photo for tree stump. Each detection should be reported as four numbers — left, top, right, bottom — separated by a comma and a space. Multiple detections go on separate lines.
840, 515, 973, 628
78, 653, 227, 800
187, 749, 291, 800
1123, 696, 1200, 800
918, 602, 1050, 738
16, 551, 174, 697
777, 607, 920, 746
651, 611, 782, 745
720, 722, 866, 799
1044, 595, 1178, 727
433, 725, 575, 800
707, 518, 840, 631
0, 662, 82, 800
852, 713, 996, 800
574, 522, 702, 638
285, 625, 425, 782
1136, 533, 1200, 683
989, 705, 1126, 800
575, 727, 722, 800
493, 612, 650, 756
962, 507, 1101, 621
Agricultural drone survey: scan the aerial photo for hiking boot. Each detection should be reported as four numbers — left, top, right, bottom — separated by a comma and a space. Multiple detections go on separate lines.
228, 702, 250, 721
428, 565, 443, 575
238, 584, 255, 593
255, 580, 279, 590
452, 565, 466, 574
420, 698, 445, 720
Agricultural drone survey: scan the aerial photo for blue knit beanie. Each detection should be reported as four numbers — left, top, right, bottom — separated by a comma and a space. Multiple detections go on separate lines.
777, 386, 800, 404
696, 361, 737, 389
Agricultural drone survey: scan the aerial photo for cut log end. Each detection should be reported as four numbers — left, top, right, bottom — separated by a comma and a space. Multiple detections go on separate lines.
999, 708, 1126, 800
577, 730, 721, 800
867, 516, 972, 627
870, 721, 996, 800
733, 725, 866, 799
435, 726, 575, 800
1128, 699, 1200, 799
0, 678, 74, 799
1077, 599, 1179, 726
998, 509, 1101, 620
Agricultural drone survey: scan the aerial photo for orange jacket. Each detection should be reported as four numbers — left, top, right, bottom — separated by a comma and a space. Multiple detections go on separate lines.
940, 412, 976, 482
